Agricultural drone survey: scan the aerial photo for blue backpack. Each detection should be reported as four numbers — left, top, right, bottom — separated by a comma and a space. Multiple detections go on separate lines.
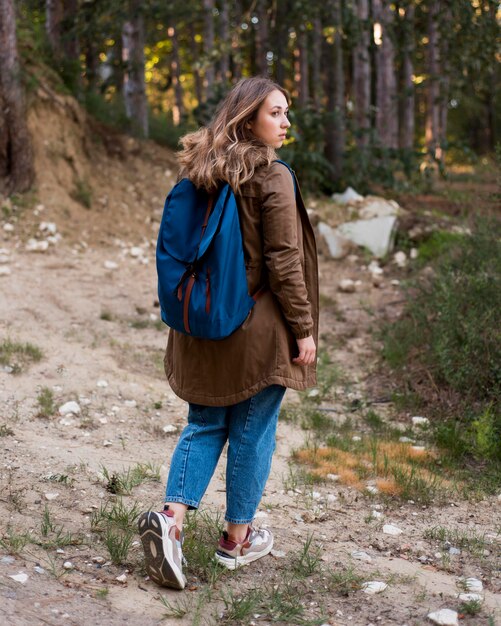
156, 160, 295, 340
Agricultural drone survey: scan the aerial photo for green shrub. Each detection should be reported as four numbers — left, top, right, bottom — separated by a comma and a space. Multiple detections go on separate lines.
382, 217, 501, 462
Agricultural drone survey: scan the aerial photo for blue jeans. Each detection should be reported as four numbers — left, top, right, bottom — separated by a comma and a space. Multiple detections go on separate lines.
165, 385, 286, 524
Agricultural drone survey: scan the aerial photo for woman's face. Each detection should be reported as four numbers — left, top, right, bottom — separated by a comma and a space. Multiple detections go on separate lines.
248, 89, 291, 148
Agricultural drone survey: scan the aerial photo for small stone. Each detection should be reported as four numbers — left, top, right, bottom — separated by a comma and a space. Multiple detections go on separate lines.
427, 609, 458, 626
162, 424, 177, 433
391, 279, 400, 286
103, 440, 113, 447
327, 494, 338, 503
0, 266, 11, 276
3, 223, 14, 232
394, 251, 407, 267
59, 417, 74, 426
124, 399, 137, 408
96, 379, 108, 388
448, 547, 460, 556
362, 581, 387, 594
352, 435, 362, 442
464, 577, 483, 593
116, 573, 127, 583
332, 187, 364, 204
412, 416, 429, 426
308, 388, 320, 397
399, 436, 414, 443
56, 548, 65, 554
366, 485, 379, 494
104, 260, 118, 270
92, 556, 105, 564
129, 247, 142, 258
1, 556, 15, 564
410, 248, 419, 259
434, 552, 442, 559
371, 510, 383, 519
411, 445, 426, 452
458, 593, 483, 603
59, 401, 81, 416
254, 511, 268, 518
271, 549, 286, 558
368, 260, 384, 275
326, 474, 340, 482
63, 561, 73, 570
44, 492, 59, 501
34, 566, 45, 574
39, 221, 57, 234
352, 550, 372, 563
26, 239, 49, 252
338, 278, 356, 293
383, 524, 403, 536
9, 573, 28, 584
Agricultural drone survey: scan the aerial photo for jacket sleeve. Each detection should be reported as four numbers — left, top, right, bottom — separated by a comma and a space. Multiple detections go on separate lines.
260, 162, 314, 339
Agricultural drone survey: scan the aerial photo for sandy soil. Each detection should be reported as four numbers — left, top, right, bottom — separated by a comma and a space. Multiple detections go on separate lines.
0, 92, 499, 626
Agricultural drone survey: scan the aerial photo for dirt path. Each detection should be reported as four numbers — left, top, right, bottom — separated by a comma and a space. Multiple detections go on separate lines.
1, 227, 500, 625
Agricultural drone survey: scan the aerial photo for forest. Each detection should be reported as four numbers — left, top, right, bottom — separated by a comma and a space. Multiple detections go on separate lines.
1, 0, 500, 195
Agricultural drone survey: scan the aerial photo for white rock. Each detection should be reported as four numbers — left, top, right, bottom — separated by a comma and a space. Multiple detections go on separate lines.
39, 221, 57, 234
394, 251, 407, 267
338, 278, 356, 293
104, 260, 118, 270
449, 547, 460, 556
352, 435, 362, 442
59, 401, 81, 416
59, 417, 74, 426
96, 379, 108, 388
26, 239, 49, 252
391, 279, 400, 286
371, 510, 383, 519
254, 511, 269, 518
44, 492, 59, 501
116, 573, 127, 583
410, 248, 419, 259
332, 187, 364, 204
3, 223, 14, 232
0, 266, 11, 276
427, 609, 458, 626
0, 254, 10, 264
317, 222, 352, 259
124, 399, 137, 408
98, 417, 108, 425
326, 474, 340, 482
129, 247, 142, 258
464, 577, 483, 593
327, 494, 338, 503
366, 485, 379, 494
411, 445, 426, 452
352, 550, 372, 563
162, 424, 177, 433
34, 566, 45, 574
368, 260, 384, 275
458, 593, 483, 603
336, 215, 398, 258
358, 197, 401, 219
383, 524, 403, 536
62, 561, 73, 570
412, 416, 429, 426
362, 581, 387, 594
308, 388, 320, 397
92, 556, 106, 564
103, 440, 113, 447
47, 234, 62, 246
399, 436, 414, 443
1, 556, 15, 564
9, 573, 28, 584
56, 548, 65, 554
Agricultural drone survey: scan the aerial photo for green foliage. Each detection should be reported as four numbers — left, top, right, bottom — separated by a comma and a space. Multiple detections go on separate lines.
71, 178, 92, 208
416, 231, 465, 264
382, 218, 501, 463
0, 339, 43, 374
101, 462, 161, 495
37, 386, 55, 418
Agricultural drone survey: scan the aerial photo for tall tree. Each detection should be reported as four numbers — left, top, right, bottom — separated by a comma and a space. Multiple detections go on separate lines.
254, 0, 269, 76
399, 1, 415, 150
295, 26, 309, 106
219, 0, 230, 83
324, 0, 345, 180
424, 0, 440, 160
0, 0, 34, 194
122, 0, 148, 137
45, 0, 63, 57
311, 14, 323, 110
203, 0, 215, 100
373, 0, 398, 148
352, 0, 371, 148
168, 24, 185, 125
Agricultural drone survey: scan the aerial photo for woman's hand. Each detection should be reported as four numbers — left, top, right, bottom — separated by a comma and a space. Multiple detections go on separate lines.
292, 335, 316, 366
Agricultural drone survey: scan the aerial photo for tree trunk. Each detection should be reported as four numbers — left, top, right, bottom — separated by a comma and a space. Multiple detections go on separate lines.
122, 1, 148, 138
425, 0, 440, 160
231, 0, 243, 81
62, 0, 79, 61
203, 0, 215, 100
353, 0, 371, 148
324, 0, 345, 181
46, 0, 63, 57
296, 27, 309, 106
274, 0, 288, 85
373, 0, 398, 148
188, 22, 204, 104
0, 0, 34, 194
219, 0, 230, 83
255, 0, 269, 76
399, 3, 415, 150
168, 25, 185, 125
438, 3, 451, 162
311, 15, 323, 110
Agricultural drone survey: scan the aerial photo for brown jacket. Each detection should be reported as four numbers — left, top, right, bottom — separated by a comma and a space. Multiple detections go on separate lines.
164, 160, 319, 406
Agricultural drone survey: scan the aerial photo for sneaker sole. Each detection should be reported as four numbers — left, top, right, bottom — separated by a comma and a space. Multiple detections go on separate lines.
138, 511, 185, 589
214, 536, 274, 570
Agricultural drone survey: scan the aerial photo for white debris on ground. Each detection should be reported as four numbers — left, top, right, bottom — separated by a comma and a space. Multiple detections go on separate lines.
427, 608, 459, 626
362, 581, 388, 594
58, 401, 81, 416
383, 524, 403, 536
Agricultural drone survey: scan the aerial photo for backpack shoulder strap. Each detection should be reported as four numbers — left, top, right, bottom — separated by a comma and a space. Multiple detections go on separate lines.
273, 159, 297, 195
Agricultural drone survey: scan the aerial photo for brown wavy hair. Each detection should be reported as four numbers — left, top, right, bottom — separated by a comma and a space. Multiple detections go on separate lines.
177, 77, 290, 194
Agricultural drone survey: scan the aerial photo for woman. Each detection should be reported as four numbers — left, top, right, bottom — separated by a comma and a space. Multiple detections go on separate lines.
138, 76, 319, 589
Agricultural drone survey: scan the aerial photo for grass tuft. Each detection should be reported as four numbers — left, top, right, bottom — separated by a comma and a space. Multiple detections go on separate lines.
0, 339, 43, 374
